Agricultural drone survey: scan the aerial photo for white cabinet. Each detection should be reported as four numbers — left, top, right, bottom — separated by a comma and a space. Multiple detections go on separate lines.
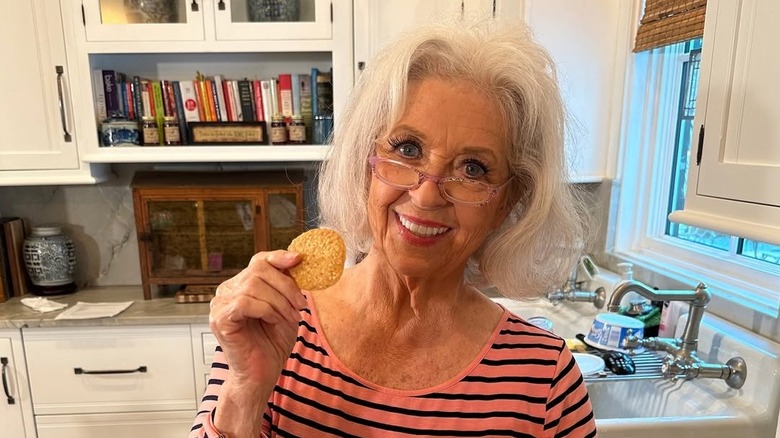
0, 330, 36, 438
66, 0, 354, 164
524, 0, 629, 181
82, 0, 333, 44
352, 0, 629, 182
23, 325, 197, 436
191, 324, 218, 402
669, 0, 780, 245
0, 0, 109, 186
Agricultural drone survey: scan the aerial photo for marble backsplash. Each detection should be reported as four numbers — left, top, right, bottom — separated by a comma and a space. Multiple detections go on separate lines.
0, 165, 609, 288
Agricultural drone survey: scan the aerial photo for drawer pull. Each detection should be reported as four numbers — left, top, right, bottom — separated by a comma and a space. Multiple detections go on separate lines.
2, 357, 15, 405
74, 365, 148, 375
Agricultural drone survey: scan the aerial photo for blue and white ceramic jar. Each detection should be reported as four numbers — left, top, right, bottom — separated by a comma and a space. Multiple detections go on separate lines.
23, 225, 77, 295
101, 118, 140, 147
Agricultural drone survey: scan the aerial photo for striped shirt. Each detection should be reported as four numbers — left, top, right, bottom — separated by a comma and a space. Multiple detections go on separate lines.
190, 303, 597, 438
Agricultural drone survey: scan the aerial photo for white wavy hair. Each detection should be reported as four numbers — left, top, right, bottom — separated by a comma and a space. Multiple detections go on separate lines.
317, 18, 588, 299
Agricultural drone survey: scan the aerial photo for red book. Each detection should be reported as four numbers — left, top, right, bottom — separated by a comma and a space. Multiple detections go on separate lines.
125, 83, 136, 120
278, 74, 293, 120
252, 80, 265, 122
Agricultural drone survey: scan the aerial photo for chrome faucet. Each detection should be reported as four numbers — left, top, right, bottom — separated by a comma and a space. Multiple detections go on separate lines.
607, 279, 747, 389
547, 261, 606, 309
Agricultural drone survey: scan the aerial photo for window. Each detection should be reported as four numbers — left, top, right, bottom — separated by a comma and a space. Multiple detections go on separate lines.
614, 40, 780, 319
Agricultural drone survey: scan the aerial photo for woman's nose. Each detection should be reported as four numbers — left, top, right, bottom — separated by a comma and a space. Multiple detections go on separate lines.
409, 179, 449, 208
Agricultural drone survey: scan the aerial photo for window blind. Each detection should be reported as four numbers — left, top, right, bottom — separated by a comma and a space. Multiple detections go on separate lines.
634, 0, 707, 52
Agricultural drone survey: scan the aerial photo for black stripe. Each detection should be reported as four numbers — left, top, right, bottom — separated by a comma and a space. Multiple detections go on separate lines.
299, 319, 317, 333
420, 392, 547, 404
300, 307, 312, 315
196, 409, 209, 416
190, 423, 202, 432
554, 410, 595, 438
208, 378, 224, 385
551, 355, 576, 387
492, 342, 562, 351
499, 329, 559, 341
463, 375, 552, 385
270, 403, 362, 438
561, 392, 590, 418
480, 357, 559, 367
546, 374, 585, 411
271, 389, 537, 437
297, 335, 329, 356
215, 345, 223, 352
288, 352, 368, 388
211, 361, 229, 370
279, 369, 546, 424
201, 395, 218, 402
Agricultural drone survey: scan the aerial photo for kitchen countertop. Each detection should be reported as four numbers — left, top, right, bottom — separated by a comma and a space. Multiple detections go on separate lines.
0, 286, 210, 329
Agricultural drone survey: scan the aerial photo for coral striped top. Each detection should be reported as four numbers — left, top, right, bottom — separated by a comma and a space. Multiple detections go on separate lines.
190, 303, 597, 438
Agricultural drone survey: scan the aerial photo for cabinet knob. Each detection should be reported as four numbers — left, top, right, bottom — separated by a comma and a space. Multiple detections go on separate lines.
2, 357, 15, 405
190, 0, 199, 12
218, 0, 226, 11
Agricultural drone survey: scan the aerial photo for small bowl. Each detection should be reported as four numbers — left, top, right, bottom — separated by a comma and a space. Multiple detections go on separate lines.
585, 313, 644, 352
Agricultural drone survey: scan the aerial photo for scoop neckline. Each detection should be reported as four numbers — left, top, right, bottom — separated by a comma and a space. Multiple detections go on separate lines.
303, 292, 510, 397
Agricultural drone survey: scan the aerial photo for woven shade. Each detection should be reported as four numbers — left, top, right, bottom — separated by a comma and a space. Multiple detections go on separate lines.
634, 0, 707, 52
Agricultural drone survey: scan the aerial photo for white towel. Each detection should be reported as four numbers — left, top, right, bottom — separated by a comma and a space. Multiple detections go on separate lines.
20, 297, 68, 313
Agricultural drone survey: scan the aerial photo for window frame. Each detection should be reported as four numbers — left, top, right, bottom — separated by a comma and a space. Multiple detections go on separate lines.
611, 43, 780, 321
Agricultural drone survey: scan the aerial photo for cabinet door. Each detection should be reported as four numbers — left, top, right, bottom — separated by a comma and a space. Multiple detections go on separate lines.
694, 0, 780, 209
0, 335, 36, 438
143, 197, 260, 278
82, 0, 205, 42
36, 411, 195, 438
524, 0, 624, 181
353, 0, 462, 74
266, 190, 304, 250
214, 0, 332, 41
0, 0, 79, 171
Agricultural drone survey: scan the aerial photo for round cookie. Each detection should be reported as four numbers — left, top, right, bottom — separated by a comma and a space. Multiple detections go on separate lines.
287, 228, 346, 290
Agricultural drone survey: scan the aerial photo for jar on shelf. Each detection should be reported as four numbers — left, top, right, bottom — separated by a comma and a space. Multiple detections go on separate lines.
270, 114, 288, 145
141, 116, 160, 146
163, 116, 181, 146
313, 114, 334, 144
288, 114, 306, 144
22, 225, 77, 296
100, 117, 140, 147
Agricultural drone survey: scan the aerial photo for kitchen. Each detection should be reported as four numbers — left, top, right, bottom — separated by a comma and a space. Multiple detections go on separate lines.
1, 0, 779, 437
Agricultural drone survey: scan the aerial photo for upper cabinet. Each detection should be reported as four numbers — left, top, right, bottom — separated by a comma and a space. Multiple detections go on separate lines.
66, 0, 354, 164
0, 0, 109, 185
82, 0, 332, 44
524, 0, 629, 182
353, 0, 630, 182
670, 0, 780, 245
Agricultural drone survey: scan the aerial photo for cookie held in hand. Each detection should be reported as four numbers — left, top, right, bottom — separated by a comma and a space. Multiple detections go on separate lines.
287, 228, 346, 290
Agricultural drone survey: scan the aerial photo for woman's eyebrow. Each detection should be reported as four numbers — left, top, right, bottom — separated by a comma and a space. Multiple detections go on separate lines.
391, 125, 500, 160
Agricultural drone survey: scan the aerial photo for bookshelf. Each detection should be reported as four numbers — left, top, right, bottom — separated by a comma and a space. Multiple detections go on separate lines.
67, 0, 353, 165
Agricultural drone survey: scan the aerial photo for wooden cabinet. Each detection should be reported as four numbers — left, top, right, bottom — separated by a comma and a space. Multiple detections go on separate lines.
352, 0, 628, 182
0, 0, 110, 186
131, 171, 305, 299
669, 0, 780, 245
0, 330, 36, 438
23, 325, 197, 437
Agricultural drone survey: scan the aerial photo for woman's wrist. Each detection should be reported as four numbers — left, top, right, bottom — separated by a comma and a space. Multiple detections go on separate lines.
214, 378, 272, 437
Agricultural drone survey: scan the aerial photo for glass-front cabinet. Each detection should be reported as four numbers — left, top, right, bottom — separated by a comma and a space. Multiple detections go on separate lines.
131, 170, 305, 300
81, 0, 331, 43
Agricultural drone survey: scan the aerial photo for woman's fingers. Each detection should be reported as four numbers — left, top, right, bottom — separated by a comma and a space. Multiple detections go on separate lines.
251, 250, 307, 310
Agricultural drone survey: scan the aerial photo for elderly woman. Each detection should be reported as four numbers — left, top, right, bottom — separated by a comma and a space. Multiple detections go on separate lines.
191, 18, 596, 438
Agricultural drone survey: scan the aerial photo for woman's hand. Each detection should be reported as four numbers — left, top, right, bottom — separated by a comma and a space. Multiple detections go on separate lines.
209, 250, 306, 391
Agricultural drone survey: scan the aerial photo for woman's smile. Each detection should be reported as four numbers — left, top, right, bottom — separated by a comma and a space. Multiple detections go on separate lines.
395, 213, 451, 245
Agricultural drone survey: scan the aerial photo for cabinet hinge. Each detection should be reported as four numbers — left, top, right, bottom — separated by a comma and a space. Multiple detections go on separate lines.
696, 124, 705, 166
81, 4, 86, 26
330, 2, 333, 23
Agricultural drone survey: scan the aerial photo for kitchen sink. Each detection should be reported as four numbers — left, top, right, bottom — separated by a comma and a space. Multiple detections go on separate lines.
492, 297, 780, 438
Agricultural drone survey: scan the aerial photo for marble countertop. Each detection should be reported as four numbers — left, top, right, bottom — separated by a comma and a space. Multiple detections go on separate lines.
0, 286, 210, 329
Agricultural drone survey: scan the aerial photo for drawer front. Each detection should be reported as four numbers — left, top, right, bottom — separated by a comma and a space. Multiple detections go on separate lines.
24, 325, 196, 415
36, 410, 195, 438
202, 332, 219, 365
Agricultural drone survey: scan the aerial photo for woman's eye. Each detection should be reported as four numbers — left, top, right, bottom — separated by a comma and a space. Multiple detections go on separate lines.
463, 161, 487, 178
397, 142, 421, 158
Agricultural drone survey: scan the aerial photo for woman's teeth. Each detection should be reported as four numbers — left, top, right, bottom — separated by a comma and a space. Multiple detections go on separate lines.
399, 216, 449, 237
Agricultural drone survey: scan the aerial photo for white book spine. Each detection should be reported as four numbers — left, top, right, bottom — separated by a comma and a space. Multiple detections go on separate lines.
92, 69, 107, 122
180, 80, 201, 122
213, 75, 228, 122
260, 79, 275, 123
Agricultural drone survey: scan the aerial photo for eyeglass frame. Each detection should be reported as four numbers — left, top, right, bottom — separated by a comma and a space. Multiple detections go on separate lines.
367, 156, 513, 207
